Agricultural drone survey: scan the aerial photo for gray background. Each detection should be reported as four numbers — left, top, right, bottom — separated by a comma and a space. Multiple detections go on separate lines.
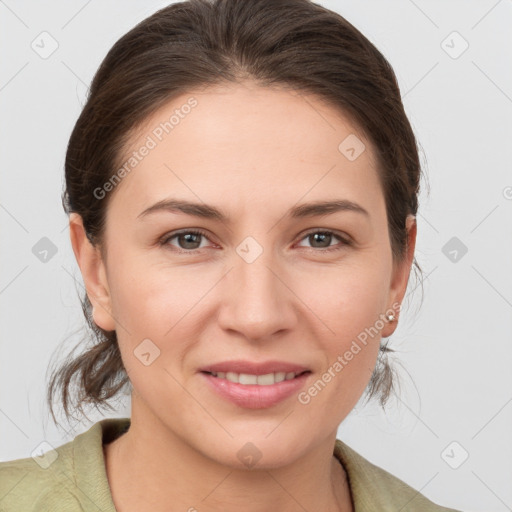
1, 1, 511, 511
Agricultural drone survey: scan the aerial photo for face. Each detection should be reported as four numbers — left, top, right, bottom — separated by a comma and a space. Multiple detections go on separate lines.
72, 80, 415, 469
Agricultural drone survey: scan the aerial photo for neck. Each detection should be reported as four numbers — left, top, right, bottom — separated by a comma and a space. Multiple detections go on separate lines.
103, 404, 353, 512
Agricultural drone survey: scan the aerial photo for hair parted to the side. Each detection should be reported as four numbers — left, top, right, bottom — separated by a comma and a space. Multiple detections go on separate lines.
47, 0, 426, 427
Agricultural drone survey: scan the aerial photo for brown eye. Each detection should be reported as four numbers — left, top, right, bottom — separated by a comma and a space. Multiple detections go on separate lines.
296, 230, 350, 252
308, 232, 333, 248
160, 229, 211, 251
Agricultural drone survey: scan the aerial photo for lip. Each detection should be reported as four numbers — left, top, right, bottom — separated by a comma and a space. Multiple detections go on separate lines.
199, 360, 310, 375
200, 371, 311, 409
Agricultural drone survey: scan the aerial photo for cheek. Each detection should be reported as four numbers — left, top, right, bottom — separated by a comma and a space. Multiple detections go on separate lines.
109, 241, 389, 365
105, 251, 224, 392
106, 257, 203, 397
292, 258, 389, 408
109, 244, 390, 357
296, 252, 391, 339
108, 250, 210, 336
104, 244, 389, 447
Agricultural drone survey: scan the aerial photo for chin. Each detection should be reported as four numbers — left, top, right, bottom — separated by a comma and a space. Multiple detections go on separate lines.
195, 432, 308, 471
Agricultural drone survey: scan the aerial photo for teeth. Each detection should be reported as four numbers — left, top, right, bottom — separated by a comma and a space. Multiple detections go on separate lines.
239, 373, 258, 385
209, 371, 300, 385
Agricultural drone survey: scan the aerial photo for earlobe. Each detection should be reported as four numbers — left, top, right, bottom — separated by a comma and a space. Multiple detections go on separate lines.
382, 214, 417, 338
69, 213, 116, 332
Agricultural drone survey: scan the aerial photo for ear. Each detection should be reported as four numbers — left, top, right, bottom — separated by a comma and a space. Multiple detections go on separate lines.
381, 214, 417, 338
69, 213, 116, 332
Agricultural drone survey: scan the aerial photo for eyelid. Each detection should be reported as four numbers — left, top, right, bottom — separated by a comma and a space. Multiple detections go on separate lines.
160, 227, 352, 253
297, 227, 351, 244
159, 228, 214, 249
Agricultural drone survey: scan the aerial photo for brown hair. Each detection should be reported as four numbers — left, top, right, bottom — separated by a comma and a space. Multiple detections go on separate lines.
47, 0, 425, 426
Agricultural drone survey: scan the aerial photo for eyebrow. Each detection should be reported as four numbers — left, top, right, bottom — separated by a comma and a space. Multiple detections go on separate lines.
137, 197, 369, 222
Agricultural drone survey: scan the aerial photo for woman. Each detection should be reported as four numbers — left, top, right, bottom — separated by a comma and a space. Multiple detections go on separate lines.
0, 0, 463, 510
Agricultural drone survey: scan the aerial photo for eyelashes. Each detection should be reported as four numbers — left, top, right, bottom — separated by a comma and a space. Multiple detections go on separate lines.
160, 229, 212, 252
159, 228, 352, 254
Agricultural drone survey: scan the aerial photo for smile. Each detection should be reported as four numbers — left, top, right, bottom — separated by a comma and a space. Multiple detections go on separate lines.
204, 371, 308, 385
201, 370, 311, 409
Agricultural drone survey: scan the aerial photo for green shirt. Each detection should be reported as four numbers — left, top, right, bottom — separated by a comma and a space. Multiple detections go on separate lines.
0, 417, 461, 511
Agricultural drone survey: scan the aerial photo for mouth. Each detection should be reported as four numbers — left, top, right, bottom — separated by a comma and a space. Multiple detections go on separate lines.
201, 370, 311, 386
200, 370, 311, 409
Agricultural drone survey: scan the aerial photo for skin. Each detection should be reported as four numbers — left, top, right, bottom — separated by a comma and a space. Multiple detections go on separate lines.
70, 80, 416, 512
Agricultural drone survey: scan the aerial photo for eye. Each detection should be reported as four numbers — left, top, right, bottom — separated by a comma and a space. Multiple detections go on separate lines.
296, 230, 350, 252
159, 228, 351, 253
160, 229, 213, 252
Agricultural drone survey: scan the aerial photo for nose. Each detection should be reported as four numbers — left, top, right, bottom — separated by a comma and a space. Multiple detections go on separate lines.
216, 247, 296, 342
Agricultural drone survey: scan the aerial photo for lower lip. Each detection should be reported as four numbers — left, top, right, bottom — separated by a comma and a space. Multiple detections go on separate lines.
200, 372, 310, 409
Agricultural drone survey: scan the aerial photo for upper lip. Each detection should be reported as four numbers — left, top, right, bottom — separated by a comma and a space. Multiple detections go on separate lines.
200, 360, 311, 375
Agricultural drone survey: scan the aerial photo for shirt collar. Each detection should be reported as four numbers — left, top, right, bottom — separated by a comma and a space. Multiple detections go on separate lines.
73, 417, 405, 512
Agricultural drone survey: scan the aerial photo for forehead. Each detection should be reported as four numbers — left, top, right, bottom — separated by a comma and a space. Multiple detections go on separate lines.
108, 81, 383, 219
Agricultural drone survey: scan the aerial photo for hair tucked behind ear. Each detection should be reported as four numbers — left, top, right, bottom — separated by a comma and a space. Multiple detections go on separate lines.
47, 0, 426, 426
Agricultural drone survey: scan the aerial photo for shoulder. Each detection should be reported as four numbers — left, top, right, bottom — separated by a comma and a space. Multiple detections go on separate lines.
0, 418, 129, 512
0, 439, 82, 511
334, 439, 463, 511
